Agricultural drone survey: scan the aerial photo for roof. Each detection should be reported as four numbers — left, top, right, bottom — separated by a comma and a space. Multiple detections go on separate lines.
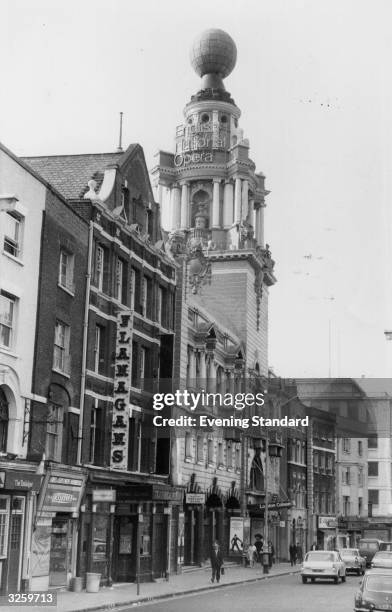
355, 378, 392, 398
22, 150, 130, 200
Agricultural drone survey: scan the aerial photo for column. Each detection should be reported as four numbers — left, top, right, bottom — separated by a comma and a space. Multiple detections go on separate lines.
259, 204, 265, 247
234, 177, 242, 223
223, 180, 234, 228
254, 203, 260, 245
199, 351, 207, 388
170, 184, 181, 230
241, 179, 249, 221
212, 179, 220, 228
180, 182, 189, 230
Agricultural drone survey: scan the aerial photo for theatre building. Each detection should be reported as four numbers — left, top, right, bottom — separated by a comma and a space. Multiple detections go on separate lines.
152, 29, 277, 564
25, 143, 180, 584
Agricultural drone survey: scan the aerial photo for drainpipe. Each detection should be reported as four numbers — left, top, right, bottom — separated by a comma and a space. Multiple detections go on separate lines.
77, 220, 94, 465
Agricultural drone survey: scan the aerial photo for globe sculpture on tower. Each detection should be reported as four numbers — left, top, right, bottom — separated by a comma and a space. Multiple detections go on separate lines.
190, 28, 237, 91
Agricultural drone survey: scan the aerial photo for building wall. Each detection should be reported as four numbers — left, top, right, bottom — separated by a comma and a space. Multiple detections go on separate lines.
0, 149, 47, 457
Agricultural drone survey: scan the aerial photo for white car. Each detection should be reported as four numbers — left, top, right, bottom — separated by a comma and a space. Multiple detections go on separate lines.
301, 550, 346, 584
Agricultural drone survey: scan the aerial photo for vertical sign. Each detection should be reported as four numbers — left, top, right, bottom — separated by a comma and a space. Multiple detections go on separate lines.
111, 310, 133, 470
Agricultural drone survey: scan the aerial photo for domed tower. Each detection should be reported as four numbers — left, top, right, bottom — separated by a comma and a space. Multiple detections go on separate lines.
152, 28, 276, 375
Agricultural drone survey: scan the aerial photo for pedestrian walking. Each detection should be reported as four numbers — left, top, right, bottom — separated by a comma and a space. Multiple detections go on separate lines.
296, 542, 303, 564
254, 534, 264, 564
247, 543, 257, 567
268, 540, 275, 567
210, 541, 224, 583
289, 543, 297, 566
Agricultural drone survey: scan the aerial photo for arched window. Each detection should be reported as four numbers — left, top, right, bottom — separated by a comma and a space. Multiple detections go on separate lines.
0, 389, 9, 452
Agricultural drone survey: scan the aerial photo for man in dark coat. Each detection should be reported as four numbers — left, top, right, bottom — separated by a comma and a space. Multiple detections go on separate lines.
289, 543, 297, 566
210, 541, 224, 583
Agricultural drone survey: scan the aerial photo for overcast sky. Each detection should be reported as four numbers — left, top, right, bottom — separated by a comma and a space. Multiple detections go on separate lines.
1, 0, 391, 378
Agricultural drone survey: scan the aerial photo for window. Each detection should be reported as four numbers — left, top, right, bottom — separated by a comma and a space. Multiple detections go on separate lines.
227, 441, 233, 469
0, 388, 9, 452
207, 438, 214, 464
358, 440, 363, 456
142, 276, 153, 319
3, 212, 22, 258
93, 325, 105, 373
185, 433, 193, 460
89, 404, 103, 465
53, 321, 70, 374
157, 287, 163, 325
368, 462, 379, 477
140, 347, 146, 390
0, 292, 15, 349
235, 444, 241, 470
368, 489, 379, 506
131, 341, 139, 387
343, 438, 351, 453
368, 436, 378, 449
0, 496, 10, 558
45, 403, 63, 461
196, 436, 204, 463
58, 250, 74, 293
358, 497, 363, 515
343, 496, 350, 516
94, 245, 104, 292
358, 467, 364, 486
343, 467, 351, 485
115, 258, 123, 302
218, 441, 224, 467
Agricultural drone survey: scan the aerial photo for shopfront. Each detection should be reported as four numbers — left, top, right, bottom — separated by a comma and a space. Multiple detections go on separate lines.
79, 476, 183, 585
317, 515, 338, 550
31, 465, 86, 591
0, 468, 42, 594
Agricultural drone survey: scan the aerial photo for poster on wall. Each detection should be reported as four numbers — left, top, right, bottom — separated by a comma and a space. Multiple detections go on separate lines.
229, 517, 244, 556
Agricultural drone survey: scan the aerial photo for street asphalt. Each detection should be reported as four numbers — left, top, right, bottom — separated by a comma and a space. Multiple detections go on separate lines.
118, 573, 359, 612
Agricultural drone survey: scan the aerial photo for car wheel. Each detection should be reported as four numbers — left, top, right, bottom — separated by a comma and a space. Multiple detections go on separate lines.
302, 577, 307, 584
341, 573, 346, 583
311, 578, 315, 583
334, 576, 339, 584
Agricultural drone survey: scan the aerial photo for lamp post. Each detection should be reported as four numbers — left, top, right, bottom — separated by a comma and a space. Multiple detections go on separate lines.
263, 429, 284, 574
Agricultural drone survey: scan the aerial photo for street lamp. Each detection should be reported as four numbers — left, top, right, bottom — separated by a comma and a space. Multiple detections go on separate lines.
262, 432, 284, 574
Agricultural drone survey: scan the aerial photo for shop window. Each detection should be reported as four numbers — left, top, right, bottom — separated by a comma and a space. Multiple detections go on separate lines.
53, 320, 71, 375
0, 388, 9, 452
3, 211, 23, 258
46, 403, 63, 462
0, 291, 16, 349
58, 250, 75, 294
0, 496, 10, 557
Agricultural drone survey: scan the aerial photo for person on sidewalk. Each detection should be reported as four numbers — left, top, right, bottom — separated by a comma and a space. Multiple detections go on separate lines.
268, 540, 275, 568
296, 542, 303, 564
210, 541, 224, 583
247, 543, 257, 567
289, 543, 297, 566
254, 534, 264, 564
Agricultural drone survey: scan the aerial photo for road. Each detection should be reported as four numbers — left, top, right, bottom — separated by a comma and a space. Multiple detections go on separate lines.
119, 573, 359, 612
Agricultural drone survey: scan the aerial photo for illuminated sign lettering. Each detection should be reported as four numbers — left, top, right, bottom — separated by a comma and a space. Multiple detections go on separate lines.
174, 152, 213, 167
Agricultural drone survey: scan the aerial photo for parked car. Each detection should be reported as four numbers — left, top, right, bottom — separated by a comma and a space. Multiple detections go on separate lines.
371, 551, 392, 569
380, 542, 392, 552
300, 550, 346, 584
354, 569, 392, 611
359, 539, 382, 567
339, 548, 366, 575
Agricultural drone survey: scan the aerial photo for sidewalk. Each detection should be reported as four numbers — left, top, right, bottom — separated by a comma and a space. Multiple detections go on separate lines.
52, 562, 300, 612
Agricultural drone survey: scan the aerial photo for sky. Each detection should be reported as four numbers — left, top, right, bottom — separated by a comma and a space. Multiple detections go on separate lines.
1, 0, 391, 378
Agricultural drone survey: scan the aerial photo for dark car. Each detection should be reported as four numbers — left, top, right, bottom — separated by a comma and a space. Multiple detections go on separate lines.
354, 569, 392, 611
371, 552, 392, 569
380, 543, 392, 552
359, 539, 382, 567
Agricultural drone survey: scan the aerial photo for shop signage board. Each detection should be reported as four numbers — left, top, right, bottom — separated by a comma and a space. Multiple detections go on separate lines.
153, 485, 183, 502
92, 489, 116, 502
318, 516, 338, 529
185, 493, 205, 504
111, 310, 133, 470
229, 517, 245, 555
41, 472, 85, 513
3, 470, 42, 492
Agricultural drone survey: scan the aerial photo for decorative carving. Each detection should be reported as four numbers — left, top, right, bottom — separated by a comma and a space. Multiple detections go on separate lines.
186, 241, 211, 295
254, 270, 264, 331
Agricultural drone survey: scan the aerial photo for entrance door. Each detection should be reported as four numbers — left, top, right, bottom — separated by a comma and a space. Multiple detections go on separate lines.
49, 518, 71, 586
7, 497, 25, 592
113, 516, 135, 582
184, 509, 198, 565
152, 514, 166, 578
